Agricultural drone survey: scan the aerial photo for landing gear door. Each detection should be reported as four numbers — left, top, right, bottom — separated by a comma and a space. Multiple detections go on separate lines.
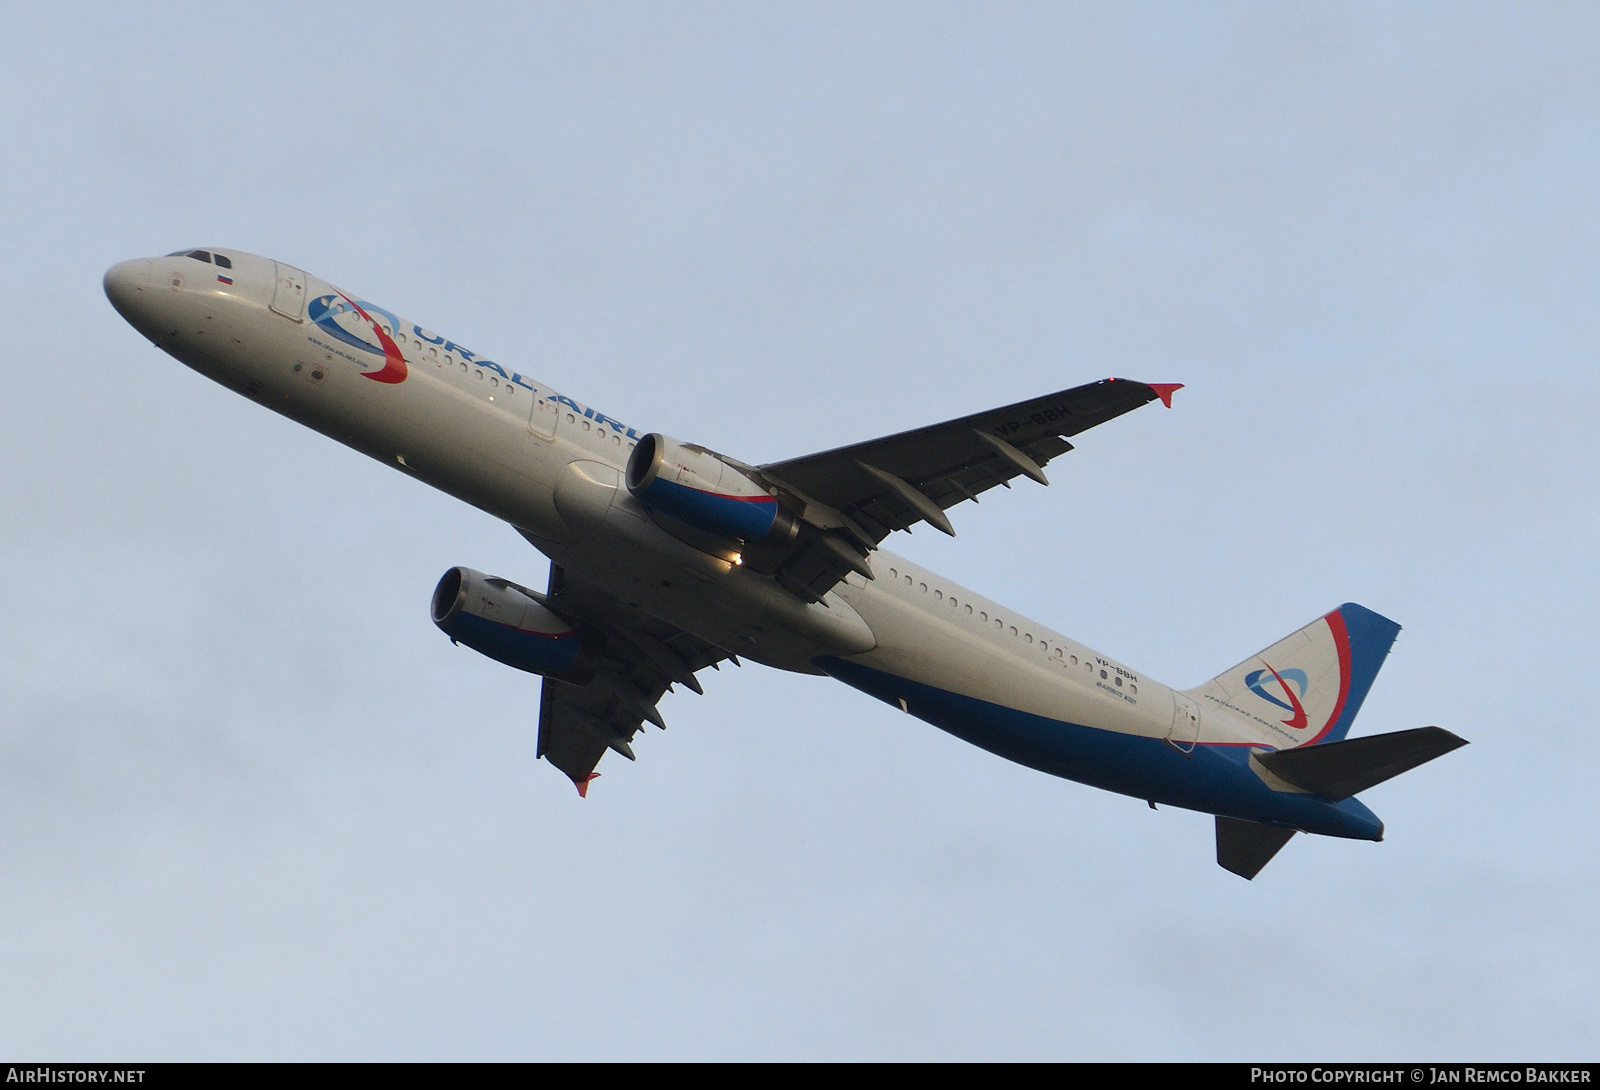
270, 262, 307, 320
1167, 693, 1201, 755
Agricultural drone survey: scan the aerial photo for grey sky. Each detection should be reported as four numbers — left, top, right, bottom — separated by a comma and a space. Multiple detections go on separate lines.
1, 2, 1595, 1059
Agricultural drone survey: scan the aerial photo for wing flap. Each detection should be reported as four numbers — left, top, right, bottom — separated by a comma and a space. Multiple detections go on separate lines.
752, 379, 1173, 600
763, 378, 1167, 527
527, 556, 730, 790
537, 681, 630, 782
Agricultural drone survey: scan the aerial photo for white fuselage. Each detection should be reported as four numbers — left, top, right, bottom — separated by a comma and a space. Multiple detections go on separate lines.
102, 249, 1269, 761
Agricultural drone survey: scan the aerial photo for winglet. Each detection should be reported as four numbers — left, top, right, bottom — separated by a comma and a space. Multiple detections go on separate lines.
574, 772, 600, 798
1146, 383, 1183, 408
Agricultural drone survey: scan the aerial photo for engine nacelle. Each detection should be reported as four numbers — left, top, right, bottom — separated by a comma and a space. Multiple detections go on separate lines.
430, 566, 596, 682
625, 433, 797, 545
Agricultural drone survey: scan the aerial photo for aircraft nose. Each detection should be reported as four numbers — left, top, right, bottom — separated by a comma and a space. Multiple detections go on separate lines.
103, 258, 158, 325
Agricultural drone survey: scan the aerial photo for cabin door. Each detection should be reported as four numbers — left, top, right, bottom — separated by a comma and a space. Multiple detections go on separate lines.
270, 262, 307, 320
525, 384, 559, 439
1167, 693, 1201, 755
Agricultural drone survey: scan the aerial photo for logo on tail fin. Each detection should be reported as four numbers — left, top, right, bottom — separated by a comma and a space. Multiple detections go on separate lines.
1245, 664, 1310, 730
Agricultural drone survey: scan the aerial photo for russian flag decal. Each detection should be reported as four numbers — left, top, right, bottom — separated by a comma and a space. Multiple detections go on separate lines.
217, 275, 233, 285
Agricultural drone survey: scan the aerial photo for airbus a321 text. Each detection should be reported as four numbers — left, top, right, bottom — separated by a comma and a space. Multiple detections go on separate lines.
104, 248, 1466, 879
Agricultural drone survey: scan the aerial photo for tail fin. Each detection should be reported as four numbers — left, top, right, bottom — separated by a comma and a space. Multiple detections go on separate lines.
1189, 603, 1401, 747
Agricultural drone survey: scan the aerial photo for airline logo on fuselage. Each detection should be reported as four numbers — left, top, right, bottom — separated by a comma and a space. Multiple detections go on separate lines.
308, 293, 408, 383
306, 292, 641, 435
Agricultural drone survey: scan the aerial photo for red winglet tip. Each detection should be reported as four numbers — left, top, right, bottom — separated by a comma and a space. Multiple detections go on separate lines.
1146, 382, 1183, 408
575, 772, 600, 798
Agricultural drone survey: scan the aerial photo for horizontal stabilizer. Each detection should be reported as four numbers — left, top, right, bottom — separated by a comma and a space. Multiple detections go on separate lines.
1256, 726, 1468, 802
1216, 816, 1297, 880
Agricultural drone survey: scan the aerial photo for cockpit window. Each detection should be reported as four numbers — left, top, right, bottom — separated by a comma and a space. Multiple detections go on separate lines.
212, 253, 232, 269
165, 249, 214, 263
187, 250, 213, 263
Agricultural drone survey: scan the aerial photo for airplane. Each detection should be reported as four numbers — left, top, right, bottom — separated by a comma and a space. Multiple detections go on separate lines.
103, 247, 1466, 879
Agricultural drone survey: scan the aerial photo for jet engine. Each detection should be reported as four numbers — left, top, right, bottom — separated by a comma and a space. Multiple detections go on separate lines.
625, 433, 798, 546
430, 566, 596, 682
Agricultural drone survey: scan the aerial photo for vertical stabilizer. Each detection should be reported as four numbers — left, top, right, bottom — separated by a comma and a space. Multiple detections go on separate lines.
1188, 603, 1400, 749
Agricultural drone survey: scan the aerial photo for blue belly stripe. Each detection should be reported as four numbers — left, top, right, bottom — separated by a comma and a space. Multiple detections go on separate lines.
814, 655, 1383, 840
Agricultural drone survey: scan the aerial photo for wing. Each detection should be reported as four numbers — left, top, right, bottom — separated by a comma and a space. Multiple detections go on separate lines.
530, 558, 731, 794
752, 378, 1179, 602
